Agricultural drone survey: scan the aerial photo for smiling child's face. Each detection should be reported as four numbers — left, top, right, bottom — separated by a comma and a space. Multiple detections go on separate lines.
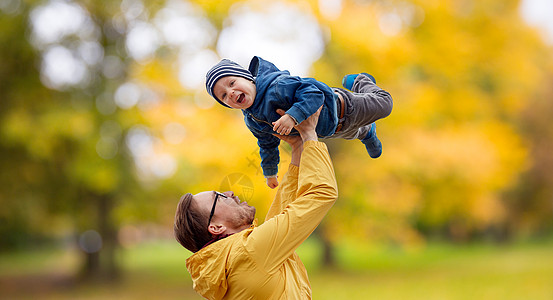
213, 76, 256, 109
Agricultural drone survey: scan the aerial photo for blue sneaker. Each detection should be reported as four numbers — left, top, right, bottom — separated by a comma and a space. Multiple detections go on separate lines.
362, 123, 382, 158
341, 73, 376, 90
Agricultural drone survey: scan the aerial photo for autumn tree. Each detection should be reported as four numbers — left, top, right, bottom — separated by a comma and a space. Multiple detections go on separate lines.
2, 0, 553, 277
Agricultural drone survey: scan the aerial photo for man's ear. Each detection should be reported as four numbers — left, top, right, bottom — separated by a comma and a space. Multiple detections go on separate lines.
208, 223, 227, 236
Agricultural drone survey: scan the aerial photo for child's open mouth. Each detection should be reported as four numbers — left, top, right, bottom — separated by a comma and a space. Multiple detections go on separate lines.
237, 93, 245, 104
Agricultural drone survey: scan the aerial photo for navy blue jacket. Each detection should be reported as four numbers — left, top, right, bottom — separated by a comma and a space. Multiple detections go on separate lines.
243, 56, 338, 177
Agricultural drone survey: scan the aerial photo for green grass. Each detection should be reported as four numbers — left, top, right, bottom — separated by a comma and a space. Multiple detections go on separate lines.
1, 238, 552, 300
306, 240, 553, 300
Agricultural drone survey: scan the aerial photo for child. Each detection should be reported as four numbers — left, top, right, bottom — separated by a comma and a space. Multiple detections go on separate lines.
206, 56, 393, 189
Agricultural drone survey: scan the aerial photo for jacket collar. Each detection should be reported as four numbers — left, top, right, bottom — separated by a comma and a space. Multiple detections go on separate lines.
201, 219, 258, 250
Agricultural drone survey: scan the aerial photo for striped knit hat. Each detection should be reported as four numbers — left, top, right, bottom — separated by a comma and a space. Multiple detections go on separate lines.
205, 59, 254, 108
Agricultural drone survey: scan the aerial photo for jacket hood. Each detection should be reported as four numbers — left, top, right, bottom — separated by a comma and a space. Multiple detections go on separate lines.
185, 223, 257, 299
186, 238, 231, 299
247, 56, 289, 112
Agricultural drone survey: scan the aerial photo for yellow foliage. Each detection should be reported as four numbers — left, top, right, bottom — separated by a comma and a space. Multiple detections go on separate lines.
120, 0, 552, 244
72, 155, 121, 193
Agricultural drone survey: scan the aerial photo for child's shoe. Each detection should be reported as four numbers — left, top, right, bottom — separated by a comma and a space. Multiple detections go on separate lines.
342, 73, 376, 90
362, 123, 382, 158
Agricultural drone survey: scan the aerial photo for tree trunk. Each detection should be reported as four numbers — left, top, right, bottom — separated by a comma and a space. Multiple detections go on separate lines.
80, 193, 120, 281
314, 222, 336, 268
98, 193, 120, 280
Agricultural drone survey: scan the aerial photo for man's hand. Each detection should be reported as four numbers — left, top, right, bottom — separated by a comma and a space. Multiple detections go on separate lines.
273, 107, 321, 166
272, 114, 295, 135
273, 129, 303, 151
273, 131, 303, 167
294, 106, 321, 142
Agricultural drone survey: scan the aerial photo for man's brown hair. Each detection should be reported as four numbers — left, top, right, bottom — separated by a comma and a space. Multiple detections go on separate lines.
174, 193, 212, 253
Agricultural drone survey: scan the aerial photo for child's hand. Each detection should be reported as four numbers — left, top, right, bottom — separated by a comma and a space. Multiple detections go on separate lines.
266, 177, 279, 189
272, 114, 295, 135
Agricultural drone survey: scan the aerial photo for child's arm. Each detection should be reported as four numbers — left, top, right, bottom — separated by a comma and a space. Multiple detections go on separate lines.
277, 77, 326, 126
245, 115, 281, 186
272, 114, 296, 135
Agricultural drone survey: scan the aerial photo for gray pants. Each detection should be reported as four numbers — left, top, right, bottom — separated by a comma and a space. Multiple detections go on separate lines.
330, 74, 393, 140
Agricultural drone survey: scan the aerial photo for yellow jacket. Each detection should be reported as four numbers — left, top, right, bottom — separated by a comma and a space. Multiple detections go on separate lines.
186, 141, 338, 299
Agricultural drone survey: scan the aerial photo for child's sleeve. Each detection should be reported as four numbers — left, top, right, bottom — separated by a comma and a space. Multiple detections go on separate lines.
250, 126, 281, 177
276, 77, 325, 125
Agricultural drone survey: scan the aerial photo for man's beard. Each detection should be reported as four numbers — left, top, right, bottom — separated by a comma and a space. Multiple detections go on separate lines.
232, 206, 256, 228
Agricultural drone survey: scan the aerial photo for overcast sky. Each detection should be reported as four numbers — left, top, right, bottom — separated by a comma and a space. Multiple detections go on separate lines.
520, 0, 553, 44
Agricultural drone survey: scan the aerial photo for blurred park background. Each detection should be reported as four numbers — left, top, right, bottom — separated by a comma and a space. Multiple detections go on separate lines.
1, 0, 553, 299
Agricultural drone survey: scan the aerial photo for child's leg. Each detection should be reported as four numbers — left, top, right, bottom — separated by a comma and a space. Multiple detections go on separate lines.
361, 123, 382, 158
342, 73, 376, 91
331, 88, 386, 134
351, 73, 378, 93
331, 77, 392, 157
331, 118, 382, 158
333, 79, 393, 133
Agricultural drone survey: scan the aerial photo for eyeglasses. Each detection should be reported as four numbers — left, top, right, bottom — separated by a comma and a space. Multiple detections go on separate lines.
208, 191, 228, 226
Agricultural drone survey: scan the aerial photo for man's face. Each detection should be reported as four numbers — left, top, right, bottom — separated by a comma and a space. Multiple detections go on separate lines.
194, 191, 256, 230
213, 76, 256, 109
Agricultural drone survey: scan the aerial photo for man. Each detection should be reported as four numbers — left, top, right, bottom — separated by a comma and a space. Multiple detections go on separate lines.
174, 107, 338, 299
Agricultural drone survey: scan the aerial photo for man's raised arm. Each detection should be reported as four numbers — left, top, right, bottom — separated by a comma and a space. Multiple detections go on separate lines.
250, 107, 338, 273
265, 107, 319, 219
